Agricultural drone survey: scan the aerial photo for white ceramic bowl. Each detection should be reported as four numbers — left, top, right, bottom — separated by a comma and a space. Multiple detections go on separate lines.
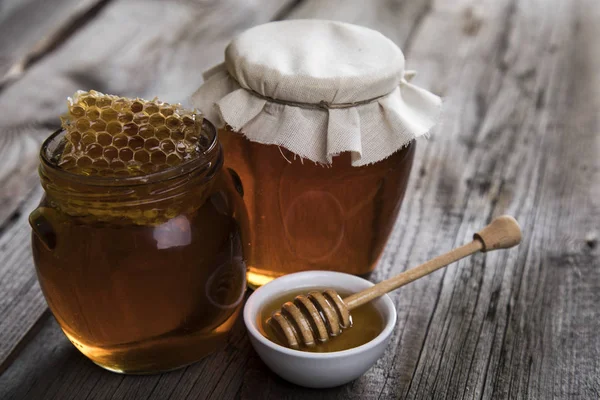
243, 271, 396, 388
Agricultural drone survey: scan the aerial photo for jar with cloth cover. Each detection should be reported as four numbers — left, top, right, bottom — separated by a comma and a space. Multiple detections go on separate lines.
193, 20, 442, 288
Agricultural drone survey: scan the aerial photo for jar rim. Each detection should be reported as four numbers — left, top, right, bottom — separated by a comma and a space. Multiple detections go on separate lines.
40, 118, 219, 187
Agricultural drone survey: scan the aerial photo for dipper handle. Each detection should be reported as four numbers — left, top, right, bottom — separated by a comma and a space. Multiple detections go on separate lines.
343, 215, 521, 310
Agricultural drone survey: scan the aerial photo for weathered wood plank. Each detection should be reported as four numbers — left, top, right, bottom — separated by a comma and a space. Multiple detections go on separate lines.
1, 0, 599, 399
0, 307, 252, 400
0, 0, 291, 229
0, 0, 110, 227
0, 186, 45, 374
0, 0, 295, 371
401, 1, 600, 398
0, 0, 110, 86
263, 0, 598, 398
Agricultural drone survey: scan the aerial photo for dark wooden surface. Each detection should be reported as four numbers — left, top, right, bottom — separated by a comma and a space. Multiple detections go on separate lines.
0, 0, 599, 399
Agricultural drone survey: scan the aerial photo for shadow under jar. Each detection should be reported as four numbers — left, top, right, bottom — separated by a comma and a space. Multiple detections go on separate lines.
220, 129, 415, 288
30, 121, 247, 374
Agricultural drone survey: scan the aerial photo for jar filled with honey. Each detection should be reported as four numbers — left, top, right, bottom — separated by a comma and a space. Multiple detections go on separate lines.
30, 92, 248, 373
193, 20, 442, 288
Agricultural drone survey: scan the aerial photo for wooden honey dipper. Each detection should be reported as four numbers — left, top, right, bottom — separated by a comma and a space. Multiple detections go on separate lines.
266, 215, 522, 349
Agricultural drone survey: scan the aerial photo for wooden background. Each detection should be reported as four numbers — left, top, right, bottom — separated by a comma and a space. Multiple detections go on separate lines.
0, 0, 599, 398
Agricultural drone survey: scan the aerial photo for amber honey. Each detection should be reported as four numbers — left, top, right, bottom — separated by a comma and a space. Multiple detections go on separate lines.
31, 120, 248, 373
220, 129, 416, 288
33, 197, 244, 373
258, 288, 384, 352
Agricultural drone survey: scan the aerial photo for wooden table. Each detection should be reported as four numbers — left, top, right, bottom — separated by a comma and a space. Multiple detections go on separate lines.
1, 0, 598, 398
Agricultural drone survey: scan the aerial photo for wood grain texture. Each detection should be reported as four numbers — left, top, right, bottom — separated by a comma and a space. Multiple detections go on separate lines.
0, 0, 111, 86
0, 0, 114, 230
0, 0, 294, 372
0, 186, 45, 372
0, 306, 253, 400
255, 0, 600, 398
1, 0, 599, 398
0, 0, 294, 228
0, 0, 111, 228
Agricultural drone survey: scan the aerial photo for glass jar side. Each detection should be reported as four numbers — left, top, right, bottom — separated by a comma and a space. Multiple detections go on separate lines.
219, 127, 416, 289
30, 123, 247, 373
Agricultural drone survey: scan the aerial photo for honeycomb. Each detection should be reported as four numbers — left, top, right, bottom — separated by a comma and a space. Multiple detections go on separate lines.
58, 90, 207, 177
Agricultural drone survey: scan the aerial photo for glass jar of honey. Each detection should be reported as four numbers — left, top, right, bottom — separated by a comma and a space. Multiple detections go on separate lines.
30, 119, 247, 374
193, 20, 441, 288
220, 129, 415, 287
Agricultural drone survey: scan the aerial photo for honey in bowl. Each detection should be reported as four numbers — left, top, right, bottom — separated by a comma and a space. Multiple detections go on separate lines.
258, 288, 385, 353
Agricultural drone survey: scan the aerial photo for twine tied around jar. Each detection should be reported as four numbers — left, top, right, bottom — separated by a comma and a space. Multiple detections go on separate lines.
245, 90, 389, 111
241, 70, 418, 111
192, 20, 441, 166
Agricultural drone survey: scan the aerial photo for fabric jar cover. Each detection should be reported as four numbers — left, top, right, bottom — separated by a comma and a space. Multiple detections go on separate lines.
192, 19, 441, 166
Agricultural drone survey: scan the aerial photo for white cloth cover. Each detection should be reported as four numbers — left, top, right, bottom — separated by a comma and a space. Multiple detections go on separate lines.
192, 20, 441, 166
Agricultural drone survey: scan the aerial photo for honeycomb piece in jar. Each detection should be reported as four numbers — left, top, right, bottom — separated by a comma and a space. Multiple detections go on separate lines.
58, 90, 206, 176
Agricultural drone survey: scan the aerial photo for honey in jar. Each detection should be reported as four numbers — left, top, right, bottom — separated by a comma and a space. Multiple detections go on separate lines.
193, 20, 441, 288
220, 130, 415, 288
30, 92, 248, 373
258, 288, 385, 353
